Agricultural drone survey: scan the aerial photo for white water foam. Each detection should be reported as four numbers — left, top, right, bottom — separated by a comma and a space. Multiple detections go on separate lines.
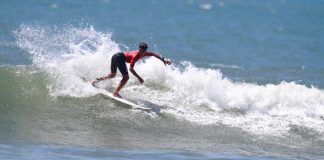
15, 24, 121, 97
136, 60, 324, 136
15, 24, 324, 137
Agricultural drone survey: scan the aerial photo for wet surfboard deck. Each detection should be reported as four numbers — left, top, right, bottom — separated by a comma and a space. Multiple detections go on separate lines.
95, 86, 147, 110
81, 77, 150, 110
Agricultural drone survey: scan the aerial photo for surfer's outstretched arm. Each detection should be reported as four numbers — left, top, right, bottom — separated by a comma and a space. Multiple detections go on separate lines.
147, 52, 172, 66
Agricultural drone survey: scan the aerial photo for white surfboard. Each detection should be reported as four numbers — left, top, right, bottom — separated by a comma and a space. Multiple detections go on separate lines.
81, 77, 149, 110
95, 87, 146, 110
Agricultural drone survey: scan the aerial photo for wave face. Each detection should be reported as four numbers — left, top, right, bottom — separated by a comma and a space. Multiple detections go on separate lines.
13, 24, 324, 140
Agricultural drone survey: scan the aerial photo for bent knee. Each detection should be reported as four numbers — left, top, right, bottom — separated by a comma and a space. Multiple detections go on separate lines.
122, 75, 129, 81
123, 75, 129, 79
109, 73, 116, 78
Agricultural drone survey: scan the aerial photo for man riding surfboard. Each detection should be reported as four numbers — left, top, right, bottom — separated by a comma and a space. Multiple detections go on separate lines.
92, 43, 172, 98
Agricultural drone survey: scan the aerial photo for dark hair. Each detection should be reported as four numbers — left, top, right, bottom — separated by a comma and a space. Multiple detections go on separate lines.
139, 43, 148, 49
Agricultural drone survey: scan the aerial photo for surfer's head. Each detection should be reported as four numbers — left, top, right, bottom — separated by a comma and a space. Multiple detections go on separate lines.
138, 43, 148, 53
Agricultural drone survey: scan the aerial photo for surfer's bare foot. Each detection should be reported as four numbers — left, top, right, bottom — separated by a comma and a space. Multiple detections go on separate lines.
91, 81, 97, 87
113, 92, 122, 98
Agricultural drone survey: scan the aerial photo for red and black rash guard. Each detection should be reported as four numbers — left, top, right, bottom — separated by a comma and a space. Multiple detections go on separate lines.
123, 50, 157, 68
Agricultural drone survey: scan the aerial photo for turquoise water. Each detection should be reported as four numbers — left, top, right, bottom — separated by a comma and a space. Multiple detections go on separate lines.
1, 0, 324, 159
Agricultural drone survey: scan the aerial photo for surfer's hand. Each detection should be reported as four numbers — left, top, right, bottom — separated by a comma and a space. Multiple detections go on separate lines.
138, 77, 144, 84
164, 58, 172, 65
162, 57, 171, 65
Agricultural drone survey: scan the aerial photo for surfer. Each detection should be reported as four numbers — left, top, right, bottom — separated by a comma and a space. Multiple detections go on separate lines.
92, 43, 172, 98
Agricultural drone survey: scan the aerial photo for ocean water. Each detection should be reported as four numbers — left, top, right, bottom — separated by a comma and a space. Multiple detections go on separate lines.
1, 0, 324, 159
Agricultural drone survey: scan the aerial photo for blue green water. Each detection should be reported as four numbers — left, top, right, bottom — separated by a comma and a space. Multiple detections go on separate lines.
1, 0, 324, 159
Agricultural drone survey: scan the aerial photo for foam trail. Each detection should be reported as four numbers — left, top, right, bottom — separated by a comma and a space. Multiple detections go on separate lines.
15, 24, 324, 137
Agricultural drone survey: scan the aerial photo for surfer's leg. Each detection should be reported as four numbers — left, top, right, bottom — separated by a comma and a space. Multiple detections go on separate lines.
116, 53, 128, 76
113, 75, 129, 98
113, 53, 129, 98
108, 53, 118, 78
92, 53, 118, 85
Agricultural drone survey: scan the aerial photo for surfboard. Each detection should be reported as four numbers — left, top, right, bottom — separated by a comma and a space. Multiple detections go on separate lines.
95, 87, 146, 109
81, 77, 149, 110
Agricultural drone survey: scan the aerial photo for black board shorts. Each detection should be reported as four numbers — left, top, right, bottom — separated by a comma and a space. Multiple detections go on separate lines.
111, 52, 128, 76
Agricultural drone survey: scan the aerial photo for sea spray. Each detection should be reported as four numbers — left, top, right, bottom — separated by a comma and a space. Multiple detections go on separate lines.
15, 24, 120, 97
